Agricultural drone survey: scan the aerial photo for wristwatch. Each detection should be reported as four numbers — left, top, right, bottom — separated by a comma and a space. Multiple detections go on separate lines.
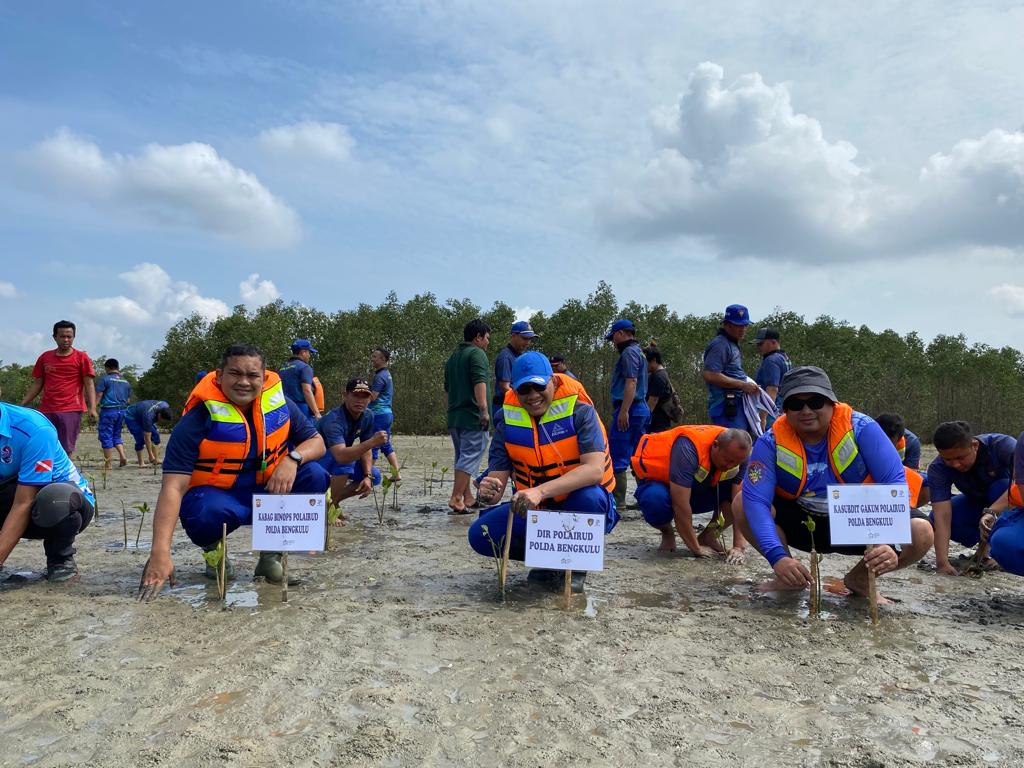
288, 450, 303, 466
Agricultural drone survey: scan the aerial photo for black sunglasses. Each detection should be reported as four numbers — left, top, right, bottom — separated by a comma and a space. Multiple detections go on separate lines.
783, 393, 830, 412
516, 382, 547, 395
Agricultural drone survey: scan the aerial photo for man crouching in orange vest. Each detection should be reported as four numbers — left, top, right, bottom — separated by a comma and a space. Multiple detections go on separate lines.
138, 344, 329, 599
631, 426, 751, 562
732, 366, 933, 603
469, 351, 617, 593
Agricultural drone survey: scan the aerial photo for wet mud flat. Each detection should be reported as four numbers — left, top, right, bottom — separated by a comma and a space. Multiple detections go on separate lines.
1, 436, 1022, 767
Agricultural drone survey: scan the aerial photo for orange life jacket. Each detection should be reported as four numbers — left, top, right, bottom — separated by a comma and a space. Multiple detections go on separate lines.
501, 374, 615, 501
772, 402, 872, 499
1009, 482, 1023, 508
895, 435, 906, 461
906, 468, 924, 508
182, 371, 291, 489
630, 425, 740, 487
312, 376, 325, 412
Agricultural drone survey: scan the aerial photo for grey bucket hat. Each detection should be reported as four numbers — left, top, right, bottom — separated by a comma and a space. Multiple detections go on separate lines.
778, 366, 838, 405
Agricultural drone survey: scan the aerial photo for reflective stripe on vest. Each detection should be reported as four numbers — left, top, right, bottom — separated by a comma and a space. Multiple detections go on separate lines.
771, 402, 870, 500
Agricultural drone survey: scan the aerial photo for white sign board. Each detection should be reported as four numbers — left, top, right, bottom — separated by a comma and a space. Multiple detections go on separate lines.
525, 510, 605, 571
251, 494, 325, 552
827, 484, 912, 546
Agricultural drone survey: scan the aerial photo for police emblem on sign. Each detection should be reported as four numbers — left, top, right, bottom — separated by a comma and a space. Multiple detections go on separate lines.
531, 514, 538, 524
309, 498, 317, 506
832, 489, 840, 499
891, 489, 898, 497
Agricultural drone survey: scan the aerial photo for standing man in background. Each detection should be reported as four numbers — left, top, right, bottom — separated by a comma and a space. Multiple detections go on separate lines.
95, 358, 132, 469
703, 305, 758, 435
21, 320, 97, 462
369, 347, 401, 481
444, 319, 491, 514
644, 345, 683, 433
279, 339, 322, 422
606, 319, 650, 508
752, 327, 791, 430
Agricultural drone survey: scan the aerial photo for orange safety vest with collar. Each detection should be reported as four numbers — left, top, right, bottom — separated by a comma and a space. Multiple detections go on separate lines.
1009, 481, 1023, 508
895, 435, 906, 461
772, 402, 871, 499
182, 371, 291, 489
630, 425, 740, 487
501, 374, 615, 501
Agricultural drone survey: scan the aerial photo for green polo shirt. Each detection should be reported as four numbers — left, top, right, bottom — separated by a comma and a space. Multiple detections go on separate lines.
444, 342, 490, 430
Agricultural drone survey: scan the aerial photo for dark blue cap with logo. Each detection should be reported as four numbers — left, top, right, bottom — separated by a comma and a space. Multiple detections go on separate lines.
511, 320, 539, 338
604, 318, 636, 341
511, 351, 553, 390
723, 304, 751, 326
291, 338, 318, 354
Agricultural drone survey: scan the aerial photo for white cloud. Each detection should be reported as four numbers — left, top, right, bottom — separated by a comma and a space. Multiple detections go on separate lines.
20, 128, 301, 248
990, 283, 1024, 318
0, 281, 16, 298
258, 121, 354, 162
514, 306, 539, 322
239, 273, 280, 307
76, 296, 151, 325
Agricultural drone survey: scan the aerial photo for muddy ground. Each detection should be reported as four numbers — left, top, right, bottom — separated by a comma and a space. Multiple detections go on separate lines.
1, 435, 1022, 768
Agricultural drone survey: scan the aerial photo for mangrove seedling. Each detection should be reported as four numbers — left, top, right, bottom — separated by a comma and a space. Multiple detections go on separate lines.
707, 509, 727, 553
101, 464, 109, 490
801, 516, 823, 615
202, 540, 225, 596
121, 501, 128, 550
439, 466, 449, 490
479, 523, 508, 596
134, 502, 150, 548
325, 503, 343, 549
373, 476, 392, 525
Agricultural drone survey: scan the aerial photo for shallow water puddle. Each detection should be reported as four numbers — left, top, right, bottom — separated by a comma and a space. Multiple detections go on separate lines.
168, 582, 260, 609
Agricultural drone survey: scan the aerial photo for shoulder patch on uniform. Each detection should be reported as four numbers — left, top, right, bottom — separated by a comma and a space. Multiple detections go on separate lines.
747, 460, 766, 484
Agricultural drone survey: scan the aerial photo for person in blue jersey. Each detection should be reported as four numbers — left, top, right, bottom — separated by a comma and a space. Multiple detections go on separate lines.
318, 378, 388, 508
703, 304, 759, 434
982, 433, 1024, 576
927, 421, 1015, 576
0, 403, 96, 582
605, 318, 650, 507
138, 344, 329, 598
369, 347, 401, 481
278, 339, 322, 422
124, 400, 174, 467
733, 366, 933, 602
549, 354, 578, 380
752, 328, 791, 431
95, 358, 132, 469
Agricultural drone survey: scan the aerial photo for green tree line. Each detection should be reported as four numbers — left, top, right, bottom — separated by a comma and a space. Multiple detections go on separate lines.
4, 282, 1024, 441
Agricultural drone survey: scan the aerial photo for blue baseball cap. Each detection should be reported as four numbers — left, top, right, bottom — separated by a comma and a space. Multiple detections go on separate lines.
510, 320, 539, 338
511, 351, 553, 390
723, 304, 751, 326
604, 318, 635, 341
291, 339, 318, 354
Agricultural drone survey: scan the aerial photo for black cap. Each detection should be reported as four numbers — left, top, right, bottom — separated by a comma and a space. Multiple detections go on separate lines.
778, 366, 837, 404
752, 327, 780, 343
345, 377, 371, 394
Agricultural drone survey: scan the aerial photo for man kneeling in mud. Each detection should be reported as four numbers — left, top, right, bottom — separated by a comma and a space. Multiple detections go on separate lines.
138, 344, 328, 599
732, 366, 933, 603
468, 352, 618, 593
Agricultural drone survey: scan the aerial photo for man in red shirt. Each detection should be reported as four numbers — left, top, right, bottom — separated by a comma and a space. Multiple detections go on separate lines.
21, 320, 97, 461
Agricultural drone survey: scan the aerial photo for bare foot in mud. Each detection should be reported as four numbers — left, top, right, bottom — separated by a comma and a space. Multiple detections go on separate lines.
757, 579, 807, 593
699, 530, 726, 554
657, 531, 676, 552
829, 573, 895, 605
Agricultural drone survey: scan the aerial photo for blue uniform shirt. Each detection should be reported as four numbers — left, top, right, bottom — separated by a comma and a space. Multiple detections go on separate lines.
611, 341, 647, 402
742, 411, 905, 565
927, 433, 1016, 504
96, 373, 132, 410
902, 428, 922, 471
492, 345, 520, 404
319, 405, 375, 451
278, 358, 315, 407
487, 401, 606, 472
369, 368, 394, 414
754, 350, 791, 411
703, 330, 748, 415
163, 400, 317, 494
0, 404, 94, 505
126, 400, 170, 432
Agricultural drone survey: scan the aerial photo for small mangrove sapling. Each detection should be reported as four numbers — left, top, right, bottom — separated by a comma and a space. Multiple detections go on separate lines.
802, 516, 823, 615
134, 502, 150, 548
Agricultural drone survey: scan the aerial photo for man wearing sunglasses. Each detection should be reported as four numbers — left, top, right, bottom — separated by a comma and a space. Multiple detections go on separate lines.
733, 366, 933, 601
468, 352, 618, 592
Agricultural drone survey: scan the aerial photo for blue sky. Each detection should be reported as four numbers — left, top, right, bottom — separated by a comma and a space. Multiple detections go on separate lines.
2, 1, 1023, 367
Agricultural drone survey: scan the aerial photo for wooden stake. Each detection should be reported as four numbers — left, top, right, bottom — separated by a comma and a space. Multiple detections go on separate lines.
563, 568, 572, 607
866, 544, 878, 625
219, 523, 227, 601
499, 505, 514, 592
282, 552, 289, 603
809, 549, 819, 615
